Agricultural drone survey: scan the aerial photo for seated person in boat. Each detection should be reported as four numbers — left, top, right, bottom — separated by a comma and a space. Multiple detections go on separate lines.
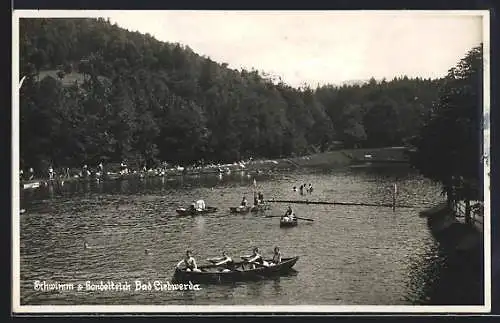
271, 246, 282, 265
241, 196, 248, 207
244, 247, 269, 268
176, 250, 201, 272
189, 202, 197, 212
209, 251, 234, 272
282, 206, 296, 221
258, 192, 264, 204
195, 199, 206, 211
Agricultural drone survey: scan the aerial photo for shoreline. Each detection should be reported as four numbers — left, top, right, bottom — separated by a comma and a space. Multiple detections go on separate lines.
19, 147, 411, 188
419, 202, 484, 305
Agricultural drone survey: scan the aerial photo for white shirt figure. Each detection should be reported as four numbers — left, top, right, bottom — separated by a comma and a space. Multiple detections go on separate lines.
196, 199, 206, 211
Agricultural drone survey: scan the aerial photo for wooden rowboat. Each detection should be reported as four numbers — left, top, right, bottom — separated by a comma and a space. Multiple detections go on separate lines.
172, 256, 299, 284
280, 216, 298, 228
230, 204, 270, 214
250, 203, 271, 212
229, 205, 252, 213
176, 206, 218, 216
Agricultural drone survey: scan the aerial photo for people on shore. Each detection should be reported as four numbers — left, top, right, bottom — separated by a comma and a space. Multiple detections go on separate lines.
176, 250, 201, 272
293, 186, 297, 192
299, 184, 304, 195
81, 164, 90, 178
308, 183, 313, 194
48, 166, 54, 180
28, 168, 34, 180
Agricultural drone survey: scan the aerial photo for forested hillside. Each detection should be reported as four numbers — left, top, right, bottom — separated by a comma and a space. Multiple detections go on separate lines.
19, 18, 443, 170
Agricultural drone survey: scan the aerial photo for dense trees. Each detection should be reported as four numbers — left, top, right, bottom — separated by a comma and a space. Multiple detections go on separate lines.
410, 45, 484, 205
19, 18, 443, 170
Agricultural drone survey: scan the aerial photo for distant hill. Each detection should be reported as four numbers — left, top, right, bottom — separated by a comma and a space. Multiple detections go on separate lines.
19, 18, 443, 170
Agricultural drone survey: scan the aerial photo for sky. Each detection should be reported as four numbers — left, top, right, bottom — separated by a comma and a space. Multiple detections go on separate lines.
103, 11, 484, 87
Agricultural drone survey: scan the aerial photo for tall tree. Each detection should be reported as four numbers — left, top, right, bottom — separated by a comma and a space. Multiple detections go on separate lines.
411, 44, 483, 204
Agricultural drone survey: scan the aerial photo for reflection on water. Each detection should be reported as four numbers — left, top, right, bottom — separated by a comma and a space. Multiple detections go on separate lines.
18, 168, 480, 305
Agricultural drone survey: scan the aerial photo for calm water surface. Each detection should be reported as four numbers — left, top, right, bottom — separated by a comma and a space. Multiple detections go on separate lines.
20, 167, 450, 305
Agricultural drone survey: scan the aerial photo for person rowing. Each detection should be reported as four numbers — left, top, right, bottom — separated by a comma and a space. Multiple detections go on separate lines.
176, 250, 201, 272
243, 247, 269, 268
208, 251, 234, 272
281, 206, 296, 223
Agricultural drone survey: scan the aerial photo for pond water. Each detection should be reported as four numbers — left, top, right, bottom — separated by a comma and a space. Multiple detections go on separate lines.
19, 166, 472, 306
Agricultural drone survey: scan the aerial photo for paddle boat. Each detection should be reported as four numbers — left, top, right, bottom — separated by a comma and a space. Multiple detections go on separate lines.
172, 256, 299, 284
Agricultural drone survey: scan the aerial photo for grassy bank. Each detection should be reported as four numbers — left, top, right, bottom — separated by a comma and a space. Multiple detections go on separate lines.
274, 146, 410, 169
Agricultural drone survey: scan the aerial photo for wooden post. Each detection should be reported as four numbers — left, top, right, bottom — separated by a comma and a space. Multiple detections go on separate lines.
392, 183, 397, 212
465, 199, 471, 225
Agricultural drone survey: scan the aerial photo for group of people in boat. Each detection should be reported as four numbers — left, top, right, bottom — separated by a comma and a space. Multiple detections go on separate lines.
293, 183, 313, 195
189, 199, 207, 212
281, 205, 297, 222
239, 191, 265, 208
176, 246, 283, 272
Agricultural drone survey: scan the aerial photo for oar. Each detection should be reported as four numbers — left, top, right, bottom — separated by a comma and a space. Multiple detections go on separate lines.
264, 215, 314, 221
295, 217, 314, 222
240, 258, 268, 268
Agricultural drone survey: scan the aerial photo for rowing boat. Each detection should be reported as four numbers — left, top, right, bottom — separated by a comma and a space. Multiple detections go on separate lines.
280, 216, 298, 227
229, 205, 252, 213
176, 206, 218, 216
250, 204, 271, 212
230, 204, 270, 214
172, 256, 299, 284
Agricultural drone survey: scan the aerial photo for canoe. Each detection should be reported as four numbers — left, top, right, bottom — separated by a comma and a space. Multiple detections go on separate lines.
172, 256, 299, 284
176, 206, 218, 216
280, 216, 298, 228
